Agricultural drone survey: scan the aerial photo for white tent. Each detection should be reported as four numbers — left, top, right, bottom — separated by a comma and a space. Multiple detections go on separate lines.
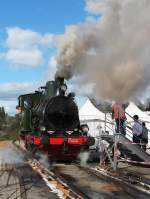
125, 102, 150, 150
126, 102, 150, 133
79, 99, 113, 138
145, 111, 150, 116
79, 99, 105, 121
126, 102, 150, 121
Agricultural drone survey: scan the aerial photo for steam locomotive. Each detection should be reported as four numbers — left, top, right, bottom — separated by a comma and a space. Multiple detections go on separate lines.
17, 77, 95, 161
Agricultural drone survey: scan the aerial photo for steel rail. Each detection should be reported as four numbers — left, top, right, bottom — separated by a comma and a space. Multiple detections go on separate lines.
81, 164, 150, 195
13, 140, 89, 199
13, 140, 150, 199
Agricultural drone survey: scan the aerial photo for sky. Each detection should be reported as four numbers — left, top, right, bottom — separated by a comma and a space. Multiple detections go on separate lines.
0, 0, 95, 114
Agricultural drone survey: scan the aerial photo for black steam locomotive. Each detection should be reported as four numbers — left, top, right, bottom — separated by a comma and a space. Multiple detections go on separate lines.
17, 77, 94, 161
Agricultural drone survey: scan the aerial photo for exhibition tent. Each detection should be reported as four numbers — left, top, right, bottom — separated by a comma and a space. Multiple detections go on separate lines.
79, 99, 113, 137
126, 102, 150, 123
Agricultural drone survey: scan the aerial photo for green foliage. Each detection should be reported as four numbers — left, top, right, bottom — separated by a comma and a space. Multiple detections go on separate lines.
0, 106, 20, 140
0, 106, 6, 119
0, 106, 6, 130
5, 114, 20, 132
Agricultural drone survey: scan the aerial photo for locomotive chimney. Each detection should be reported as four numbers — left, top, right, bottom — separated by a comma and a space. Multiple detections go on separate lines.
55, 74, 67, 96
55, 73, 64, 86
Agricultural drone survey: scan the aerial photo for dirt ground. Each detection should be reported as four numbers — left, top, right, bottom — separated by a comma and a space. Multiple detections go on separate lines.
0, 140, 12, 148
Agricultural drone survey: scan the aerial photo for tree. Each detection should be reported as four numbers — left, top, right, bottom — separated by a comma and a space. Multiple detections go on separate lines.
0, 106, 6, 130
1, 107, 5, 119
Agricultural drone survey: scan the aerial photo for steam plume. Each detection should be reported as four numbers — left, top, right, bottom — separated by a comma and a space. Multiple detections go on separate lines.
55, 0, 150, 100
78, 151, 89, 166
0, 148, 24, 165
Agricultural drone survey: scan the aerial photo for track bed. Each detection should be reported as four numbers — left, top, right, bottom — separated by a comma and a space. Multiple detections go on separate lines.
52, 164, 150, 199
1, 140, 150, 199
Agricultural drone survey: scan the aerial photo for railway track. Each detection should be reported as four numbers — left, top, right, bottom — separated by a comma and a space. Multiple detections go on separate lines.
12, 140, 150, 199
0, 163, 27, 199
93, 166, 150, 192
52, 163, 150, 199
13, 140, 85, 199
0, 161, 60, 199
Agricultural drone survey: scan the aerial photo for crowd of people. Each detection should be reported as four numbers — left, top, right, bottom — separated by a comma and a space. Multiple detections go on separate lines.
112, 101, 149, 151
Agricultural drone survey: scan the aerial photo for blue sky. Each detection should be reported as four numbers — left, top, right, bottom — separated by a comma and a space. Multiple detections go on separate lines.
0, 0, 94, 114
0, 0, 86, 83
0, 0, 86, 33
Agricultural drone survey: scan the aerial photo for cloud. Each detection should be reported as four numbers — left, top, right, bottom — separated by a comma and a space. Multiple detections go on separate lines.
2, 27, 54, 67
0, 82, 34, 101
0, 100, 17, 115
5, 49, 43, 66
47, 56, 57, 80
6, 27, 53, 49
0, 82, 38, 115
85, 0, 109, 15
40, 34, 54, 47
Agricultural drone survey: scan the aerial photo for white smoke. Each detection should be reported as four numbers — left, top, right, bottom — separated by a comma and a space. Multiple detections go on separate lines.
55, 0, 150, 101
38, 153, 51, 169
78, 151, 89, 166
0, 148, 24, 165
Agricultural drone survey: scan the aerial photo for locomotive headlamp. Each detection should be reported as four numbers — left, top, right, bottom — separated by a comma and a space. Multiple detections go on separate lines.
60, 84, 67, 92
81, 124, 89, 133
82, 126, 89, 132
40, 126, 46, 131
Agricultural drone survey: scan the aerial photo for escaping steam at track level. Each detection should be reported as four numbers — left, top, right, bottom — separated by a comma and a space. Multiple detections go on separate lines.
55, 0, 150, 100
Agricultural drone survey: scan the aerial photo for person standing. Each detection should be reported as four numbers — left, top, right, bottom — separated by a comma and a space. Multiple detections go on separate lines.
141, 122, 148, 151
132, 115, 143, 145
112, 101, 126, 135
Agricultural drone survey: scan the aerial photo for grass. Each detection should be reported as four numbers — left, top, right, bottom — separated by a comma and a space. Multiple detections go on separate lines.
0, 135, 14, 141
0, 131, 18, 141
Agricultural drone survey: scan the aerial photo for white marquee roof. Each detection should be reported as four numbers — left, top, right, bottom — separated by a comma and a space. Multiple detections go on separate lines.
79, 99, 105, 121
126, 102, 150, 120
126, 102, 150, 130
